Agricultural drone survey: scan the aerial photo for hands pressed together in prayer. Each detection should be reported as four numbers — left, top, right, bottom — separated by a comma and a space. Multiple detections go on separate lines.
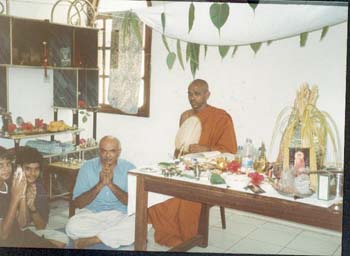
99, 164, 114, 188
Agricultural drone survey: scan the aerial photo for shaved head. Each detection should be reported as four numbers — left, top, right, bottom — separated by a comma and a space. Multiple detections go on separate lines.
99, 136, 121, 150
99, 136, 121, 167
188, 79, 209, 92
187, 79, 210, 112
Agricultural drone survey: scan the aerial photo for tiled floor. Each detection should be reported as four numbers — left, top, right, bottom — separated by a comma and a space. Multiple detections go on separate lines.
48, 200, 342, 255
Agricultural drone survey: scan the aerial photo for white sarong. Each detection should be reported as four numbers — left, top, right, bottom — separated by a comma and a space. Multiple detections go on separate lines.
65, 208, 135, 248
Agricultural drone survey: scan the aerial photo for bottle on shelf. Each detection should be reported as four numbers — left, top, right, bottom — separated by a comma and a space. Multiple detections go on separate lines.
241, 138, 255, 173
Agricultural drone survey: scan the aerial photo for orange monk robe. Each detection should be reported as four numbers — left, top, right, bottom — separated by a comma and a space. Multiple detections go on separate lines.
148, 105, 237, 247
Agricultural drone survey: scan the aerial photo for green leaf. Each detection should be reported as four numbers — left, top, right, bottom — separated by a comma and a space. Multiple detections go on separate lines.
320, 26, 329, 41
210, 3, 230, 35
166, 52, 176, 69
190, 59, 197, 78
176, 40, 185, 70
86, 112, 90, 116
130, 15, 142, 46
162, 35, 170, 53
204, 45, 208, 58
247, 0, 259, 12
267, 40, 273, 46
300, 32, 308, 47
231, 46, 238, 58
82, 116, 88, 123
218, 46, 230, 59
161, 12, 166, 33
250, 42, 262, 54
187, 43, 200, 78
79, 110, 85, 114
186, 42, 191, 62
188, 2, 195, 33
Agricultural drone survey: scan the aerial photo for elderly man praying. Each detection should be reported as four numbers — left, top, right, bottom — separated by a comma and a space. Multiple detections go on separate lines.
65, 136, 136, 249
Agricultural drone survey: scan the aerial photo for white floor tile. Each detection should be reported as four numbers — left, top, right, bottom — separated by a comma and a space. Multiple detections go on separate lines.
214, 215, 258, 237
261, 222, 303, 235
226, 212, 267, 227
278, 247, 312, 255
226, 237, 283, 254
286, 230, 341, 255
247, 227, 299, 247
333, 245, 342, 256
188, 245, 226, 253
208, 226, 243, 251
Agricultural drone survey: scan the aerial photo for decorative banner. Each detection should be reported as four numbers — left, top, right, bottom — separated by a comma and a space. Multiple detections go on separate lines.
134, 2, 347, 46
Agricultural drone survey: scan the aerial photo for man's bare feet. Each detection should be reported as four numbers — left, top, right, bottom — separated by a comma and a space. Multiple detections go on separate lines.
73, 236, 101, 249
48, 239, 66, 248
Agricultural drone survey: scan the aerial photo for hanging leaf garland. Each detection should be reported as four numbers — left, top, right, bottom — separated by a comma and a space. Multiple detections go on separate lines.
204, 45, 208, 59
176, 40, 185, 70
188, 2, 195, 33
300, 32, 308, 47
320, 26, 329, 41
231, 46, 238, 58
218, 46, 230, 59
250, 42, 262, 54
247, 0, 259, 13
210, 3, 230, 35
161, 12, 166, 33
162, 35, 170, 53
186, 42, 200, 78
167, 52, 176, 69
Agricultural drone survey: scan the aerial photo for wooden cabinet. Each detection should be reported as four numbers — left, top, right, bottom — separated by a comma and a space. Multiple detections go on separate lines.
0, 67, 7, 112
0, 15, 99, 117
0, 15, 10, 64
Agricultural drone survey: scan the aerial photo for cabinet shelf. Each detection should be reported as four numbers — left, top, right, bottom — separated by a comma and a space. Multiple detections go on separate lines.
42, 145, 98, 159
0, 128, 83, 141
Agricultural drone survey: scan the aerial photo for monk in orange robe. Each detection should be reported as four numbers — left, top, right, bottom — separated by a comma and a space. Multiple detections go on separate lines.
148, 79, 237, 247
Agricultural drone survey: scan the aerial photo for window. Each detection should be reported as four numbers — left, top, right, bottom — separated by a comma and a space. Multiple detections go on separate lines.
95, 13, 151, 117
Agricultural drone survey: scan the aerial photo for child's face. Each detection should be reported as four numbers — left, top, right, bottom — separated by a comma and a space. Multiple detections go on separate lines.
0, 158, 12, 182
23, 163, 40, 184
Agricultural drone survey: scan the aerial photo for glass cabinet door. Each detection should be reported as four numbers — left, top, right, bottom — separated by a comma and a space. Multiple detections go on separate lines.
0, 16, 11, 64
53, 69, 77, 108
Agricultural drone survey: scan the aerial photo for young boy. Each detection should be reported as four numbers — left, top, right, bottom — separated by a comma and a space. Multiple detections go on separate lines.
0, 146, 60, 248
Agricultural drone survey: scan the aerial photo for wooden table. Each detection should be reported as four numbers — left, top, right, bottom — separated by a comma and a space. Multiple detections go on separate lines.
132, 172, 342, 252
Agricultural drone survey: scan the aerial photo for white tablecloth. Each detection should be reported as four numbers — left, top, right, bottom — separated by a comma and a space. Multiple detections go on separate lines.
127, 167, 341, 216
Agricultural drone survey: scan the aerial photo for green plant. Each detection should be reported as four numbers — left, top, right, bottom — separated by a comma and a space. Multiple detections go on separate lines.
269, 83, 341, 184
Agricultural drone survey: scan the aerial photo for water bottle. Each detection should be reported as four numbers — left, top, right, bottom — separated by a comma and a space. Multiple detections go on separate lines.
241, 138, 254, 173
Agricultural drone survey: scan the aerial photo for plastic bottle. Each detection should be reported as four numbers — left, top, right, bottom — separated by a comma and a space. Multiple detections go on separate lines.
241, 138, 254, 173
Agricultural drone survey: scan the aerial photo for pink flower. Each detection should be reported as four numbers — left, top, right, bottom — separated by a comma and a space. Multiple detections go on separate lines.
227, 160, 240, 173
248, 172, 264, 186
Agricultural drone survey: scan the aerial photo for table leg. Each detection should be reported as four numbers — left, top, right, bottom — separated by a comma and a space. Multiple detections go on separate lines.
198, 203, 209, 247
134, 175, 148, 251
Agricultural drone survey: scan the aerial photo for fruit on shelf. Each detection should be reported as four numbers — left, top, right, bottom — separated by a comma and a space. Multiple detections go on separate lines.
21, 122, 34, 132
47, 120, 71, 132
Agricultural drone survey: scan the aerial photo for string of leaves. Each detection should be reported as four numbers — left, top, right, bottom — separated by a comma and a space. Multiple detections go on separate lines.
156, 2, 330, 77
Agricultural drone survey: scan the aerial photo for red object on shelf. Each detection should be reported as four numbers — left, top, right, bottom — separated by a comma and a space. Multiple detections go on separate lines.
248, 172, 264, 186
7, 124, 17, 133
35, 118, 45, 129
21, 122, 34, 131
78, 100, 86, 108
227, 160, 240, 173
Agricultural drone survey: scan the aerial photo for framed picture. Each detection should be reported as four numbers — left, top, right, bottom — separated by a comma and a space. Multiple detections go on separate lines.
289, 147, 310, 173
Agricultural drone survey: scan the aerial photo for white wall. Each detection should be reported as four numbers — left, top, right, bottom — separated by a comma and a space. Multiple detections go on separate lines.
91, 21, 347, 166
1, 2, 347, 168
